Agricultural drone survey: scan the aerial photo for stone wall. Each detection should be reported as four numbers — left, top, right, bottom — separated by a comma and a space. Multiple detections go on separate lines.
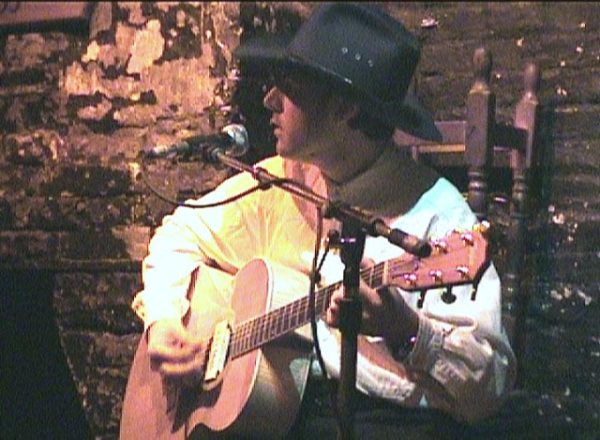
1, 2, 241, 438
1, 2, 599, 439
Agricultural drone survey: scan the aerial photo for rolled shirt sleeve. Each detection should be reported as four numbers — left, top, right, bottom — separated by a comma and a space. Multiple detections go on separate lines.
404, 266, 516, 422
315, 178, 516, 422
132, 164, 268, 330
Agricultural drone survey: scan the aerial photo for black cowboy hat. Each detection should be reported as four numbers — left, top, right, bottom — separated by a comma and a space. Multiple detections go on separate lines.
234, 3, 442, 142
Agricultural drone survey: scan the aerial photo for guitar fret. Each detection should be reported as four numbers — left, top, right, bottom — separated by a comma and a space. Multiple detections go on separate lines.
242, 320, 250, 352
232, 335, 243, 356
364, 262, 384, 289
275, 308, 282, 335
281, 306, 287, 333
372, 262, 384, 288
245, 320, 253, 352
244, 321, 252, 351
283, 302, 291, 332
258, 315, 267, 345
230, 335, 239, 358
266, 313, 274, 341
230, 325, 241, 358
275, 310, 282, 335
267, 312, 276, 340
290, 300, 298, 329
251, 318, 260, 349
287, 301, 296, 332
230, 262, 386, 360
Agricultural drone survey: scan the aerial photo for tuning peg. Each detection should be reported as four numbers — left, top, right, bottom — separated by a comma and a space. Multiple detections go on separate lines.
417, 290, 427, 308
470, 285, 478, 301
460, 232, 475, 246
456, 265, 470, 279
442, 287, 457, 304
429, 269, 443, 283
473, 220, 490, 234
403, 272, 418, 287
432, 239, 449, 253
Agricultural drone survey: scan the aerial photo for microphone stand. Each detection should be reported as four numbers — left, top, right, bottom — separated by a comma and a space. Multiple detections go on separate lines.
211, 149, 431, 258
336, 218, 365, 440
209, 149, 431, 440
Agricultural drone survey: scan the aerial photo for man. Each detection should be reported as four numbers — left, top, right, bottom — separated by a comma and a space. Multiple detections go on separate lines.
121, 3, 515, 439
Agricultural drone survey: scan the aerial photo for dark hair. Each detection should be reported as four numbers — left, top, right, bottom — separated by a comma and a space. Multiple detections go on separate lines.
347, 109, 395, 141
306, 72, 396, 141
316, 74, 396, 141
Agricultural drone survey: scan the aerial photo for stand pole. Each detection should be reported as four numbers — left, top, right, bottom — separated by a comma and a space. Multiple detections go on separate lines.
336, 220, 366, 440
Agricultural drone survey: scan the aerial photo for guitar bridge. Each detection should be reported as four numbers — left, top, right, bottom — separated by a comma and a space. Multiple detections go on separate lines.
203, 320, 231, 389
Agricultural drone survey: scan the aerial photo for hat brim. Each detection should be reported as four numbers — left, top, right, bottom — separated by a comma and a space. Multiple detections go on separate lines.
234, 32, 293, 72
235, 34, 442, 142
383, 94, 443, 142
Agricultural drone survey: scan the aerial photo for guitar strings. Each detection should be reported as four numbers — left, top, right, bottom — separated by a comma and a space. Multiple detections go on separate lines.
227, 261, 397, 358
229, 260, 417, 357
229, 256, 432, 357
226, 234, 472, 357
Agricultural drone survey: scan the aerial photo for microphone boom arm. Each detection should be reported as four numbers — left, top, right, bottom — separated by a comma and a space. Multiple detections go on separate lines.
213, 151, 432, 258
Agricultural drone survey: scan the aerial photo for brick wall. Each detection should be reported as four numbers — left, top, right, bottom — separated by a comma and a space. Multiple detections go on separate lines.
1, 2, 598, 439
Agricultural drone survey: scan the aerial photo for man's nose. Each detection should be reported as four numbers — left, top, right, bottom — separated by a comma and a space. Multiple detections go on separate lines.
263, 86, 282, 112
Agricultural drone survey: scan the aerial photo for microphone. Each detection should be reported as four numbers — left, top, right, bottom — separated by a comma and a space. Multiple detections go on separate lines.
387, 228, 432, 258
371, 219, 432, 257
141, 124, 249, 162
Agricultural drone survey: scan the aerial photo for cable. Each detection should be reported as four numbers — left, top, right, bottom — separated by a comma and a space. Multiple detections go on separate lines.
136, 159, 293, 209
309, 207, 329, 380
308, 207, 342, 427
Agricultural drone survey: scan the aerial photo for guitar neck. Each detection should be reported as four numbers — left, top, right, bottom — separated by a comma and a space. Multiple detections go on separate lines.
228, 262, 386, 359
225, 225, 489, 360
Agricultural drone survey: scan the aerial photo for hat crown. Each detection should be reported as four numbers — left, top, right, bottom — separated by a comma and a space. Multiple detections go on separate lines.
234, 2, 442, 141
287, 3, 420, 103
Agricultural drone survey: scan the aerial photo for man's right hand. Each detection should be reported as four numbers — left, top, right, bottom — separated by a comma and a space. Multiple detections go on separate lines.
147, 318, 205, 387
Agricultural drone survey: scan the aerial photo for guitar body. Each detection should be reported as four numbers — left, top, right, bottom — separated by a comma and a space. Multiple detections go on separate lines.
120, 259, 313, 439
120, 227, 489, 438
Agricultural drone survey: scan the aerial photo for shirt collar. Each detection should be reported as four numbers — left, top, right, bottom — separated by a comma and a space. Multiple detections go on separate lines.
326, 145, 421, 216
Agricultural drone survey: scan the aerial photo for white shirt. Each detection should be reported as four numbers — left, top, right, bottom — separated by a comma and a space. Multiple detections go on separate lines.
132, 147, 516, 423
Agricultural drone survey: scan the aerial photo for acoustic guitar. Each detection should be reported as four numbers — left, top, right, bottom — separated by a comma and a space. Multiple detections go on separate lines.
120, 226, 489, 439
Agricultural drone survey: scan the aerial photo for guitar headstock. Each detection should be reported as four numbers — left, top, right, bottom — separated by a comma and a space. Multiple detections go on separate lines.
387, 222, 490, 291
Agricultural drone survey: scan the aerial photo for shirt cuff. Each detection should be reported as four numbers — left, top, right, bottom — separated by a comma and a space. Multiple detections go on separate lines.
131, 288, 190, 331
404, 314, 444, 371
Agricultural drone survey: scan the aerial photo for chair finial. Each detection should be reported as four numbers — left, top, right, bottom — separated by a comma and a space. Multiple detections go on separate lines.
523, 62, 541, 97
473, 47, 492, 88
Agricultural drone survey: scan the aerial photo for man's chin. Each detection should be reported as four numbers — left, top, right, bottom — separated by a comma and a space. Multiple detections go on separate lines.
275, 143, 310, 163
275, 143, 291, 158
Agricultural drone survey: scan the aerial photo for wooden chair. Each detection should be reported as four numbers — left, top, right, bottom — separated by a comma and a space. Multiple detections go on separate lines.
395, 47, 545, 384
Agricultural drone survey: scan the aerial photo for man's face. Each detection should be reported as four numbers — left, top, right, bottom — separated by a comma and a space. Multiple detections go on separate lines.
263, 73, 337, 162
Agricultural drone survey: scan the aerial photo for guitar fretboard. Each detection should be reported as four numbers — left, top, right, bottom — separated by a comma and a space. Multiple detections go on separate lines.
212, 226, 486, 362
228, 261, 388, 359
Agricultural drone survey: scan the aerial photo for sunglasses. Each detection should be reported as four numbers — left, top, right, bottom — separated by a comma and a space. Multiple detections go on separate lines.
269, 70, 334, 107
